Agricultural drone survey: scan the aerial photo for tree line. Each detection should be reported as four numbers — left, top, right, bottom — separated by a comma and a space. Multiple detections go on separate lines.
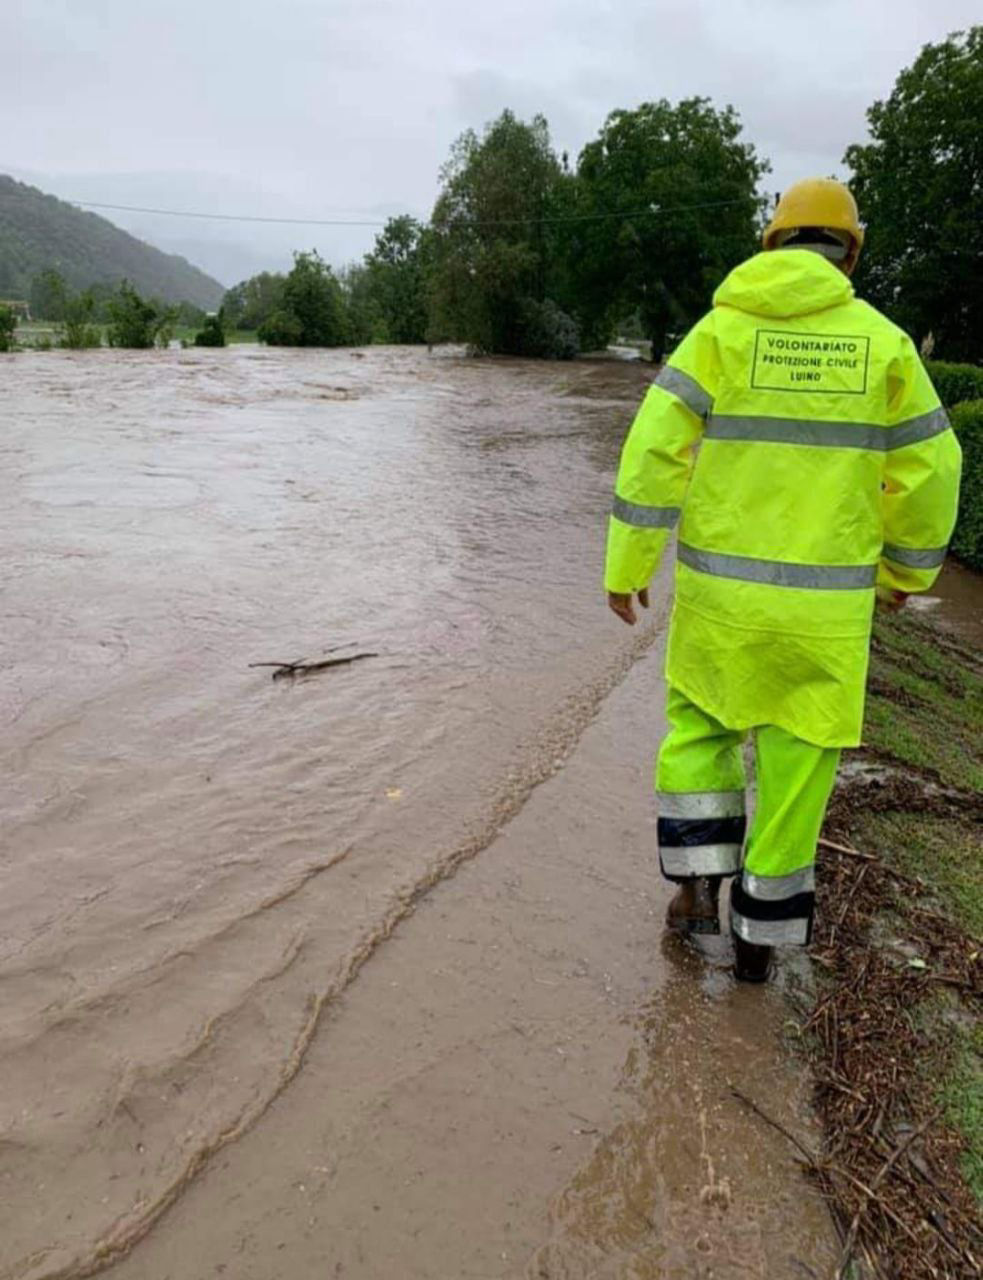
222, 26, 981, 363
223, 98, 767, 362
7, 26, 981, 363
0, 270, 218, 352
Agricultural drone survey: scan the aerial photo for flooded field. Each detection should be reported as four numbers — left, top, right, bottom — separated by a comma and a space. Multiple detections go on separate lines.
3, 346, 846, 1277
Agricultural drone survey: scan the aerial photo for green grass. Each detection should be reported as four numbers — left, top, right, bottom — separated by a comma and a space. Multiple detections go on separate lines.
865, 612, 983, 793
941, 1024, 983, 1202
851, 812, 983, 938
858, 607, 983, 1204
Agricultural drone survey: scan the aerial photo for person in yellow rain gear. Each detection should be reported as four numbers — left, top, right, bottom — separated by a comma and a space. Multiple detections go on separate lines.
605, 178, 962, 982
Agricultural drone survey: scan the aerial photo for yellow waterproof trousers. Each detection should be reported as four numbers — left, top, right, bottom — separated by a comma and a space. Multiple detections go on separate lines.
656, 685, 840, 945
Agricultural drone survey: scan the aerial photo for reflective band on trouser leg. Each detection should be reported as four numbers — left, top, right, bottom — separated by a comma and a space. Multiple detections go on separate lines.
658, 811, 746, 878
730, 725, 840, 946
730, 867, 815, 945
655, 685, 747, 882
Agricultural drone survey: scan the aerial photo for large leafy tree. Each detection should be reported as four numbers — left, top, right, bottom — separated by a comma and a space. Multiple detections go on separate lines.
570, 98, 768, 359
259, 251, 349, 347
428, 111, 577, 356
846, 27, 983, 362
363, 216, 430, 344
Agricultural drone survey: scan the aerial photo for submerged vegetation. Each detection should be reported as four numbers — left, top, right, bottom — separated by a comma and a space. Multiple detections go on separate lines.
106, 280, 177, 349
193, 310, 226, 348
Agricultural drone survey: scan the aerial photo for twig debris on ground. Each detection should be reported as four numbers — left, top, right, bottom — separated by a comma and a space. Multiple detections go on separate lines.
786, 796, 981, 1280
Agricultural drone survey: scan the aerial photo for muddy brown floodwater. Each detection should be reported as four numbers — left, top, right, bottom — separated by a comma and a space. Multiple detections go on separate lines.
1, 347, 838, 1279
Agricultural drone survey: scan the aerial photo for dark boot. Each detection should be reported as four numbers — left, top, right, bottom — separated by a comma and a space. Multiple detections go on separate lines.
666, 876, 722, 935
733, 935, 773, 983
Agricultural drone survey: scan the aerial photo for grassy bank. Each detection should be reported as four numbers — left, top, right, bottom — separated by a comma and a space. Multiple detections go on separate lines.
798, 606, 982, 1278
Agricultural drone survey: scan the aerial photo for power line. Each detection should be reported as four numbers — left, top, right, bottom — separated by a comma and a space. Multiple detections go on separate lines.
71, 194, 760, 230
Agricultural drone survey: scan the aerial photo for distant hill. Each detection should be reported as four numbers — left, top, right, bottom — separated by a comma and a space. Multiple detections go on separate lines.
0, 175, 224, 308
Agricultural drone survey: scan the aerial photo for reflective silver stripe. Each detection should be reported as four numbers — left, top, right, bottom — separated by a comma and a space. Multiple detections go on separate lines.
743, 866, 815, 901
654, 365, 712, 420
657, 790, 746, 819
678, 542, 878, 590
660, 844, 742, 877
707, 415, 887, 450
883, 542, 947, 569
890, 407, 950, 449
731, 908, 810, 947
704, 407, 950, 452
612, 496, 680, 528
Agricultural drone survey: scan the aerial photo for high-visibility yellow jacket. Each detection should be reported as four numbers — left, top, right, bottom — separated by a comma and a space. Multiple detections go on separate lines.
605, 249, 963, 748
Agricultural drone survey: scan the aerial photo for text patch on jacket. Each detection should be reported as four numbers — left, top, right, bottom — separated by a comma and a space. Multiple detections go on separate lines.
751, 330, 871, 394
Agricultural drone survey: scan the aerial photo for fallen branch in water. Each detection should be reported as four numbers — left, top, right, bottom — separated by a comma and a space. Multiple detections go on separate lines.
249, 653, 378, 680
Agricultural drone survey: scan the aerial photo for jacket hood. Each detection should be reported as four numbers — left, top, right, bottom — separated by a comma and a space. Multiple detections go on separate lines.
713, 249, 853, 319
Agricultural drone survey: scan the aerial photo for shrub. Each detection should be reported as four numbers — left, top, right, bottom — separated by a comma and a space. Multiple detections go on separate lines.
60, 292, 102, 349
106, 280, 176, 349
193, 311, 226, 347
257, 308, 303, 346
949, 399, 983, 572
926, 360, 983, 411
258, 251, 349, 347
0, 304, 16, 352
517, 297, 580, 360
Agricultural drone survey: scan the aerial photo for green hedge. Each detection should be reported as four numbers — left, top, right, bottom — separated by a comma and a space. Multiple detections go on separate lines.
950, 399, 983, 572
926, 360, 983, 411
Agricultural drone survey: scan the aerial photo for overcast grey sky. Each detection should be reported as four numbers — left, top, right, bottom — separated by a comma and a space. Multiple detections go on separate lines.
3, 0, 979, 284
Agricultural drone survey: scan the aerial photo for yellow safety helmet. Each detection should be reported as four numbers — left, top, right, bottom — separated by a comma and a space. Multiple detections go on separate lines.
763, 178, 864, 273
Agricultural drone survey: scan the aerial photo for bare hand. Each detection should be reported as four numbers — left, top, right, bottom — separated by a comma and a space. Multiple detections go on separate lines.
876, 589, 909, 614
608, 588, 649, 625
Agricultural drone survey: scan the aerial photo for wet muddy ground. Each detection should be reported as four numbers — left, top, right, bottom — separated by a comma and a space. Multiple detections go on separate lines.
2, 347, 839, 1277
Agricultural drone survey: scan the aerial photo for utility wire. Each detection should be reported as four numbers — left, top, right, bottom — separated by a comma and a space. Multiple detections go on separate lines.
71, 194, 760, 229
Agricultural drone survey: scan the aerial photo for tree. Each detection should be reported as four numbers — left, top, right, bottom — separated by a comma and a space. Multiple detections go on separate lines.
60, 290, 102, 349
428, 111, 579, 357
0, 304, 16, 352
846, 27, 983, 362
572, 98, 768, 359
363, 216, 430, 343
222, 271, 285, 332
30, 268, 68, 321
106, 280, 176, 349
258, 251, 349, 347
338, 262, 386, 345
